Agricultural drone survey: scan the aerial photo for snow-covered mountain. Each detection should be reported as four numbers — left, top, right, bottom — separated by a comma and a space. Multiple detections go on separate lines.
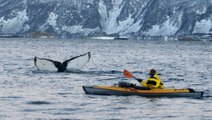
0, 0, 211, 38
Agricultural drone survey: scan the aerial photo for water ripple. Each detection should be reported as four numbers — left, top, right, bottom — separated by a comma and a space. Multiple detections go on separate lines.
0, 38, 211, 120
27, 101, 52, 105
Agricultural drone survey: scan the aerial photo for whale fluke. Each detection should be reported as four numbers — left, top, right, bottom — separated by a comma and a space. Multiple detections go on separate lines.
34, 52, 91, 72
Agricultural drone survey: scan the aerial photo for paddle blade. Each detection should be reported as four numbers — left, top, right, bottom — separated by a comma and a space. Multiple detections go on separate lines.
123, 69, 133, 78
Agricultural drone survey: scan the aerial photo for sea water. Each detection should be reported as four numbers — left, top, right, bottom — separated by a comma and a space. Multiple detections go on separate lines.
0, 38, 211, 120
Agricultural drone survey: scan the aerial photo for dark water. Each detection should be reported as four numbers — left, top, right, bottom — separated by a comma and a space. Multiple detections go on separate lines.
0, 38, 211, 120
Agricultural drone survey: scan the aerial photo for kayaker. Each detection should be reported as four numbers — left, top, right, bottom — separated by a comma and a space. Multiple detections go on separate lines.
137, 69, 164, 89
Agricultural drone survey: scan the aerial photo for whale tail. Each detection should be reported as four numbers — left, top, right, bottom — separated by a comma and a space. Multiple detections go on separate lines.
63, 52, 91, 71
34, 52, 91, 72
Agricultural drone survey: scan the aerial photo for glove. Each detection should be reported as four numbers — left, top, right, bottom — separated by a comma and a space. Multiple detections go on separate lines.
136, 78, 143, 82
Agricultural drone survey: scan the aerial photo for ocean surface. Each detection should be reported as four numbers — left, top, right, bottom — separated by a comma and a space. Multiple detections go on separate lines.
0, 38, 211, 120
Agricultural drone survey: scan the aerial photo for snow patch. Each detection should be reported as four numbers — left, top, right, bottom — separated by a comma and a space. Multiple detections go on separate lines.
195, 6, 207, 15
118, 15, 142, 36
23, 25, 30, 32
98, 0, 108, 26
38, 12, 59, 32
97, 0, 145, 36
62, 25, 99, 35
99, 0, 124, 34
47, 12, 58, 28
145, 16, 179, 36
193, 19, 212, 33
0, 10, 29, 34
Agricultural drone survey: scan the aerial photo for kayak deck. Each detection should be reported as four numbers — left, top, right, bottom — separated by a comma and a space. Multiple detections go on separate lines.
82, 85, 203, 98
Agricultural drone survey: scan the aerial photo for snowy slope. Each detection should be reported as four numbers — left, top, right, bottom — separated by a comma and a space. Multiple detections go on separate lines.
0, 0, 211, 38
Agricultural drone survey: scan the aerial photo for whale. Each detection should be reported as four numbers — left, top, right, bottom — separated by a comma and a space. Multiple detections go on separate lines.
34, 52, 91, 72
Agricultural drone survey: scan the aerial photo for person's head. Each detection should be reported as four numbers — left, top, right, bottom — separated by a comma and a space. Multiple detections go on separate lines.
149, 69, 157, 75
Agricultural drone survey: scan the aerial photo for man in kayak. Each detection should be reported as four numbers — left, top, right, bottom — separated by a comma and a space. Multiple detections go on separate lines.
137, 69, 164, 89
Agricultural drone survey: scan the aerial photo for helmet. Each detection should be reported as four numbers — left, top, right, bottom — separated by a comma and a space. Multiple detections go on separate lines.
149, 69, 157, 75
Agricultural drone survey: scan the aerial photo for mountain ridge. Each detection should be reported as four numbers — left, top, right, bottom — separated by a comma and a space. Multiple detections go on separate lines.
0, 0, 211, 38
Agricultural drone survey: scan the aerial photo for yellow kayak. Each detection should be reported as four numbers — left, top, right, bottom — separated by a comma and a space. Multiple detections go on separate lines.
82, 82, 203, 98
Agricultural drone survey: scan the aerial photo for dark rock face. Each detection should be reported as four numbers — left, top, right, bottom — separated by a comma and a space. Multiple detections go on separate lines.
0, 0, 211, 38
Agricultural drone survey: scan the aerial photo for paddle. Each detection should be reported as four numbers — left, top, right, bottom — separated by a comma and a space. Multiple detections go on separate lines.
123, 69, 143, 82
